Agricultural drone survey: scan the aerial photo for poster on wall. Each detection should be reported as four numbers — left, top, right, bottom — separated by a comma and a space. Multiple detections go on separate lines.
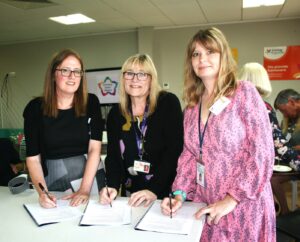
263, 46, 300, 80
86, 67, 121, 104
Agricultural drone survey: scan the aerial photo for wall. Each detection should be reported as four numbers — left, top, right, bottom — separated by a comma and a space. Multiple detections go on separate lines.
0, 32, 137, 128
154, 19, 300, 112
0, 19, 299, 128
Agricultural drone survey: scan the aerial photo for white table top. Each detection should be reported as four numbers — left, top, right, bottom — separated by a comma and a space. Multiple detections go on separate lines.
0, 186, 204, 242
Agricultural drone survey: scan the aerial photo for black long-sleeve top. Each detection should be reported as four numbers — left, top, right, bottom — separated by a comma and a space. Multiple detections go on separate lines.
105, 91, 183, 199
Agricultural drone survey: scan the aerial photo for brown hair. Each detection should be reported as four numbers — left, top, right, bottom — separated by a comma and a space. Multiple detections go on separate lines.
183, 27, 238, 107
42, 49, 88, 117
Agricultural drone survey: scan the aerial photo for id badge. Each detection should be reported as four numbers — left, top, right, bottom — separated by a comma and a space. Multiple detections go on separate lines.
209, 96, 230, 115
197, 162, 205, 187
133, 160, 151, 174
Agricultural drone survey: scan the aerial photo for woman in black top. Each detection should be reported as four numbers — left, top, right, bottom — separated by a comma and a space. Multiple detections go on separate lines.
99, 54, 183, 207
23, 49, 103, 208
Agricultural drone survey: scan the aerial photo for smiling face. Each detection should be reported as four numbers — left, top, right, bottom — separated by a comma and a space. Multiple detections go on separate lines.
123, 64, 151, 100
191, 42, 221, 84
55, 55, 82, 96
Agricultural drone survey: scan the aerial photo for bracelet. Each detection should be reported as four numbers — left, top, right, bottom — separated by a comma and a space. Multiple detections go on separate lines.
172, 190, 186, 202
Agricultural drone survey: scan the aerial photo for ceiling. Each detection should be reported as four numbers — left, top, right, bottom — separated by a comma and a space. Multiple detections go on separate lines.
0, 0, 299, 45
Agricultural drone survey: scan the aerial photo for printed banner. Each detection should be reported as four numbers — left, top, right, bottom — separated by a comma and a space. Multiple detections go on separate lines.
86, 68, 121, 104
263, 46, 300, 80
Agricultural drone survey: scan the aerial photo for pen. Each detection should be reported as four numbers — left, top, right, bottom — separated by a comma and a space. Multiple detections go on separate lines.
38, 182, 53, 201
106, 185, 112, 207
169, 192, 172, 219
104, 176, 112, 207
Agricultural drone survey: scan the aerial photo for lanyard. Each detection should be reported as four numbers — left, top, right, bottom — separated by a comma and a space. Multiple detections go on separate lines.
130, 103, 149, 160
198, 103, 211, 163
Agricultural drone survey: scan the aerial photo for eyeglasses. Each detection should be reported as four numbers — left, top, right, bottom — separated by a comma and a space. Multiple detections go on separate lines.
56, 68, 84, 77
123, 71, 150, 81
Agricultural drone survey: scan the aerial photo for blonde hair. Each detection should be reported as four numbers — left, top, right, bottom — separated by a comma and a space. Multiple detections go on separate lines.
43, 49, 88, 117
183, 27, 238, 107
239, 62, 272, 98
119, 54, 161, 117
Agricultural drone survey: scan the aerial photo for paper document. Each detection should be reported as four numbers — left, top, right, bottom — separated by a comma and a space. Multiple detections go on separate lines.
135, 202, 200, 235
80, 199, 131, 226
24, 200, 82, 227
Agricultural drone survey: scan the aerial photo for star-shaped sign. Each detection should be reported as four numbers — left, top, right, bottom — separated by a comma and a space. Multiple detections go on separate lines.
98, 76, 118, 96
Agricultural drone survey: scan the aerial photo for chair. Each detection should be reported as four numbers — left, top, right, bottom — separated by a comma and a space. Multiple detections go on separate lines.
276, 209, 300, 241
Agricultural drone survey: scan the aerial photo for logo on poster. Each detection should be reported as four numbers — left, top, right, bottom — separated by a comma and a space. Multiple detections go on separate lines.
98, 77, 118, 96
264, 46, 287, 60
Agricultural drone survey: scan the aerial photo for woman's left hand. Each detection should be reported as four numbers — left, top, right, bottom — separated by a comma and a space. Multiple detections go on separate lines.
194, 194, 238, 225
62, 190, 89, 206
128, 190, 157, 207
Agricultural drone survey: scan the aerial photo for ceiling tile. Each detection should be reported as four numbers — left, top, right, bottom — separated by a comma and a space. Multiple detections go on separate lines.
199, 0, 242, 22
150, 0, 207, 25
279, 0, 300, 17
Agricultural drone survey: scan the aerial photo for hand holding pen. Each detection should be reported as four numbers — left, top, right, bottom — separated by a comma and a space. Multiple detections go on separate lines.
161, 195, 183, 217
38, 182, 57, 208
99, 187, 118, 205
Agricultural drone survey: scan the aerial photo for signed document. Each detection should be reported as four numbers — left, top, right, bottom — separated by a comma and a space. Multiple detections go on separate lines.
79, 199, 131, 226
24, 199, 82, 227
135, 202, 204, 235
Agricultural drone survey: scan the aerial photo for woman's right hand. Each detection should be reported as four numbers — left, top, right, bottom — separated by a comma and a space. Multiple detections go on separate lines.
39, 193, 57, 208
99, 187, 118, 205
161, 197, 183, 216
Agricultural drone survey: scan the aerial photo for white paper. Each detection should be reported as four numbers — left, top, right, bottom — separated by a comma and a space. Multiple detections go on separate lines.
135, 202, 199, 235
24, 200, 82, 226
80, 199, 131, 226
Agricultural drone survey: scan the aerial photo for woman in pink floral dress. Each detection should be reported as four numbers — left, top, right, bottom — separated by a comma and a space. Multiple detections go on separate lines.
161, 27, 276, 241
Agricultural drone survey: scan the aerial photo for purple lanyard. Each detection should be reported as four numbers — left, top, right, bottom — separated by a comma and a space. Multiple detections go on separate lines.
198, 103, 211, 163
130, 103, 149, 160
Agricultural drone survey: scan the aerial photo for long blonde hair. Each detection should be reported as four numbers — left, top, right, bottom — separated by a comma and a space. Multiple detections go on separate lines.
43, 49, 88, 117
119, 54, 161, 117
183, 27, 238, 107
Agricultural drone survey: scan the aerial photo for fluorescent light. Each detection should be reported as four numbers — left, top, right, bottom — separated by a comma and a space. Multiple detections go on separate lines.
49, 13, 95, 25
243, 0, 285, 8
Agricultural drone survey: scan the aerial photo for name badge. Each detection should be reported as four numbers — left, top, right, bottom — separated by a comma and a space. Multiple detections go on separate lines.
134, 160, 151, 174
209, 96, 230, 115
197, 163, 205, 187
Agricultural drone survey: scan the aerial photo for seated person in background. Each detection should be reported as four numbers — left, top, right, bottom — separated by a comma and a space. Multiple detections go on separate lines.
99, 54, 183, 207
239, 64, 300, 215
274, 89, 300, 154
0, 138, 20, 186
23, 49, 104, 208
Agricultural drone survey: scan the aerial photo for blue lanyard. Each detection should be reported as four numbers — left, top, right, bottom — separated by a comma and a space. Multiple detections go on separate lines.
130, 103, 149, 160
198, 103, 211, 162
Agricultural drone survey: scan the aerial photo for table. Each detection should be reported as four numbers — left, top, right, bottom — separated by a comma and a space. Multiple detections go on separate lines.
0, 186, 204, 242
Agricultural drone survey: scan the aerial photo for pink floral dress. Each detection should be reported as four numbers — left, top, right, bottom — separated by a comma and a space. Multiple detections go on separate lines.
173, 81, 276, 242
